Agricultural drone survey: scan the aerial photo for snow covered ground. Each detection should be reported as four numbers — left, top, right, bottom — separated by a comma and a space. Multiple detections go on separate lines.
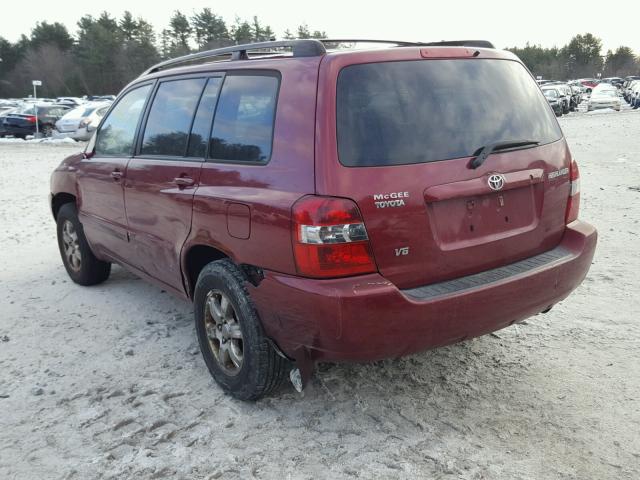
0, 110, 639, 480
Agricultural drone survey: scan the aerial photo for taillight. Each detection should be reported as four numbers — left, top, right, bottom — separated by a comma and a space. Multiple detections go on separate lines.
565, 159, 580, 224
25, 115, 37, 124
292, 196, 377, 278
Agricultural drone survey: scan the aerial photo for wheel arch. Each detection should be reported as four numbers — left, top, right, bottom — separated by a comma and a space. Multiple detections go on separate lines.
51, 192, 77, 220
183, 244, 231, 299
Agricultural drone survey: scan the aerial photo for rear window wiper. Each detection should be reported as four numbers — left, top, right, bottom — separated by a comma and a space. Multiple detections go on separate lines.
469, 140, 540, 169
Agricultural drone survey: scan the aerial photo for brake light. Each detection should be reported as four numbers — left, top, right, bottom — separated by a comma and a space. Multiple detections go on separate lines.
292, 196, 377, 278
25, 115, 37, 124
565, 159, 580, 223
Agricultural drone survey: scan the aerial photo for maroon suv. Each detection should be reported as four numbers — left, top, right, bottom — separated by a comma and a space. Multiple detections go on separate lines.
50, 39, 597, 400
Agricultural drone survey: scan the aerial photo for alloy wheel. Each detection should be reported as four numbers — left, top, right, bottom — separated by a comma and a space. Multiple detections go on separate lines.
62, 220, 82, 272
203, 290, 244, 375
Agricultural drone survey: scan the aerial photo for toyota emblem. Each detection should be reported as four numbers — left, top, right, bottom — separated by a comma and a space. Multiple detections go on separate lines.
488, 174, 506, 191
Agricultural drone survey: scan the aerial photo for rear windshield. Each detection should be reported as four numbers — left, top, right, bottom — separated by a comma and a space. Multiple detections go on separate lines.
337, 59, 562, 167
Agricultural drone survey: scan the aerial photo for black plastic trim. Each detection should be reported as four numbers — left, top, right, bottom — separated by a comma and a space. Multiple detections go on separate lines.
402, 246, 572, 301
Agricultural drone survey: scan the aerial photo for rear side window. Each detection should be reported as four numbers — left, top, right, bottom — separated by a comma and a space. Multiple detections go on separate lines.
209, 75, 278, 163
95, 85, 152, 156
141, 78, 207, 156
337, 59, 563, 167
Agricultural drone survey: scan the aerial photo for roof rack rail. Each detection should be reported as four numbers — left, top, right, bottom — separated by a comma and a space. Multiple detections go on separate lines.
142, 39, 326, 76
141, 38, 496, 77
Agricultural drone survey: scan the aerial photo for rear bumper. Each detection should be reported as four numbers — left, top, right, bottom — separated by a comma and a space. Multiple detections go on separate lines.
2, 125, 35, 135
251, 221, 597, 363
53, 129, 90, 141
588, 102, 620, 109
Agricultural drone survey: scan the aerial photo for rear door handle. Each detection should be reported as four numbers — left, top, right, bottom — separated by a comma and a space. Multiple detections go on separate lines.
111, 170, 123, 181
173, 176, 195, 188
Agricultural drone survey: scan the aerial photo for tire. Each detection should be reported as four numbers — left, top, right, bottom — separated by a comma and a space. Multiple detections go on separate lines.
194, 259, 288, 400
42, 125, 54, 137
555, 109, 562, 117
56, 203, 111, 286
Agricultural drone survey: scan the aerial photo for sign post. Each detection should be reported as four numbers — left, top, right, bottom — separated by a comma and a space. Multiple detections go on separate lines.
32, 80, 42, 137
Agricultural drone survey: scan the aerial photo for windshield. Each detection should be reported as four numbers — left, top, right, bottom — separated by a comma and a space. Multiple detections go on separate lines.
543, 89, 558, 98
594, 90, 617, 97
18, 105, 37, 115
336, 59, 562, 167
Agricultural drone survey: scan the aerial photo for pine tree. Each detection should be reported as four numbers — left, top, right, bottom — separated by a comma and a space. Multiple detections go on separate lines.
168, 10, 192, 54
30, 21, 74, 51
231, 17, 253, 44
191, 8, 229, 49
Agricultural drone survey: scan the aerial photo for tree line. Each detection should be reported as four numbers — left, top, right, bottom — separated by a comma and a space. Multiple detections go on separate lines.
0, 10, 326, 97
507, 33, 640, 80
0, 11, 638, 98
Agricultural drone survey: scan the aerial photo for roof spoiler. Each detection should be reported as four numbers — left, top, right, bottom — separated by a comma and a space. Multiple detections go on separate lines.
319, 39, 495, 49
420, 40, 495, 48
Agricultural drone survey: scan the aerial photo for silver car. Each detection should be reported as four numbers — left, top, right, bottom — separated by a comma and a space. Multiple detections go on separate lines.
55, 102, 111, 141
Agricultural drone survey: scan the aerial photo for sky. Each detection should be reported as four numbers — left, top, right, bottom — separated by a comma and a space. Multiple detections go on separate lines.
1, 0, 638, 54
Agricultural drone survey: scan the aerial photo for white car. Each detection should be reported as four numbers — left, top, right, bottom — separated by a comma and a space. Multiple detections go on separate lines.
55, 102, 111, 141
587, 88, 621, 112
55, 97, 86, 107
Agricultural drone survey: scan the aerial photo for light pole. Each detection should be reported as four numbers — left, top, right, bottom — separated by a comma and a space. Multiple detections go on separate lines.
32, 80, 42, 137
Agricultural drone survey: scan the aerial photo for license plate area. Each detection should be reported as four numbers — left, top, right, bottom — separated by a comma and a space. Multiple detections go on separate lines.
427, 186, 539, 251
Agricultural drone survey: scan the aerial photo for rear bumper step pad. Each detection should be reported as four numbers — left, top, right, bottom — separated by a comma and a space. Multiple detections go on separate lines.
402, 246, 571, 300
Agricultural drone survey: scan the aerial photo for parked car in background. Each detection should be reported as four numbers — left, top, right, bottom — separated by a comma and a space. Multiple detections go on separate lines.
624, 79, 640, 103
569, 84, 583, 105
568, 80, 587, 94
622, 80, 633, 102
55, 102, 112, 141
621, 80, 632, 102
0, 103, 72, 138
0, 106, 16, 116
630, 82, 640, 108
587, 88, 621, 111
577, 78, 599, 93
49, 39, 596, 400
0, 106, 19, 137
549, 83, 572, 113
541, 87, 563, 116
56, 97, 85, 107
601, 77, 624, 89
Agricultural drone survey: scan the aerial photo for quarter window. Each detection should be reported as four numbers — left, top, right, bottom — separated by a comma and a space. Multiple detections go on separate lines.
209, 75, 278, 163
95, 85, 151, 156
141, 78, 207, 156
